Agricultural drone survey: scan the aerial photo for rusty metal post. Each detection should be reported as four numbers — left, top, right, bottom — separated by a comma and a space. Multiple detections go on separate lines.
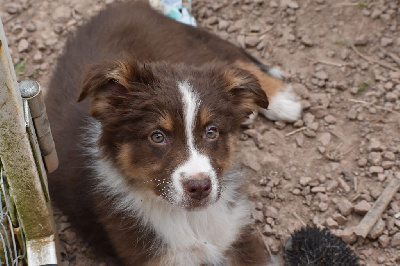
0, 17, 58, 265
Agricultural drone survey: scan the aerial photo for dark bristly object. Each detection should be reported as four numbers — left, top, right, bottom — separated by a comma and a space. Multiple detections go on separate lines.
285, 226, 360, 266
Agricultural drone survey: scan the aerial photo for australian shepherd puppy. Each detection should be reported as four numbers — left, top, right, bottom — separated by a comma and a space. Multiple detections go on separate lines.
46, 1, 301, 265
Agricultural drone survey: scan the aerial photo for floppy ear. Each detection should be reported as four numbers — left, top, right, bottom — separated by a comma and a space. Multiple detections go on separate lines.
78, 60, 153, 121
224, 67, 269, 116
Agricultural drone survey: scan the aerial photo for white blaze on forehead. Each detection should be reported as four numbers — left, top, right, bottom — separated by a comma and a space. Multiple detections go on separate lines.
171, 81, 218, 204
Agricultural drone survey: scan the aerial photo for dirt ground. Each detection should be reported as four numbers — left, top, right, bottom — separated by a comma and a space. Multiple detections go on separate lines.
1, 0, 400, 265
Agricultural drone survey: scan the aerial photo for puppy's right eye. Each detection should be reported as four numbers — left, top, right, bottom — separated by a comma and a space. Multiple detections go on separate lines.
150, 131, 166, 144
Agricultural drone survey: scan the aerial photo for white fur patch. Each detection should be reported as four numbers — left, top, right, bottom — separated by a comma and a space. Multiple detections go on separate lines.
260, 85, 302, 121
85, 121, 250, 265
268, 67, 283, 80
172, 81, 218, 205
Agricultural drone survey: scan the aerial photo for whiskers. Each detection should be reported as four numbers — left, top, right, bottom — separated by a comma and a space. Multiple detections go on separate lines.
142, 178, 178, 205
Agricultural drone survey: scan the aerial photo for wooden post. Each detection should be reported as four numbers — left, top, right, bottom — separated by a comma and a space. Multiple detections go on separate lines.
0, 17, 58, 264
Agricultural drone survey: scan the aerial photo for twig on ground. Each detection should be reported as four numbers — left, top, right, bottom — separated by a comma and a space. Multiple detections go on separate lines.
354, 178, 400, 238
386, 52, 400, 68
285, 127, 307, 137
348, 99, 400, 116
256, 226, 272, 257
354, 176, 358, 192
350, 44, 398, 71
335, 1, 377, 7
3, 13, 21, 25
293, 212, 306, 227
351, 194, 361, 202
309, 59, 347, 67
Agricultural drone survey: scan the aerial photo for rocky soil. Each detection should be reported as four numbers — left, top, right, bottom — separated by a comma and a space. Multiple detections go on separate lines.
1, 0, 400, 265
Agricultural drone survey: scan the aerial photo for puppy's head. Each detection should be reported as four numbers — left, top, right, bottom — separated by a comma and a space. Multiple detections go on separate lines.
79, 59, 268, 209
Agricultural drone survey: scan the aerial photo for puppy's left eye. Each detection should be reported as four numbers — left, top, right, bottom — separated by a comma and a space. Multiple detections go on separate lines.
204, 125, 219, 140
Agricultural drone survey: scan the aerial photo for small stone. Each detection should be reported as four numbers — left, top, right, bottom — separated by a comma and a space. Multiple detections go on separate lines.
357, 158, 367, 167
319, 202, 329, 212
368, 138, 383, 152
301, 35, 313, 47
207, 17, 218, 25
337, 199, 353, 216
338, 177, 351, 193
354, 34, 368, 46
332, 212, 347, 225
391, 233, 400, 247
292, 83, 309, 99
382, 161, 394, 169
274, 121, 286, 130
253, 211, 264, 223
264, 206, 278, 219
303, 129, 316, 138
368, 218, 385, 240
380, 37, 393, 47
383, 151, 395, 161
255, 202, 263, 211
369, 166, 384, 174
370, 187, 382, 199
33, 51, 43, 64
377, 257, 386, 264
346, 108, 357, 120
18, 39, 29, 53
378, 235, 390, 247
386, 92, 398, 102
295, 135, 303, 147
307, 122, 319, 132
245, 36, 261, 47
26, 22, 37, 32
340, 228, 357, 244
287, 1, 299, 9
218, 20, 229, 31
267, 237, 280, 254
324, 115, 336, 124
292, 188, 301, 195
300, 177, 312, 186
5, 3, 21, 14
303, 113, 315, 125
293, 120, 304, 128
311, 187, 326, 193
314, 71, 328, 80
262, 224, 273, 236
53, 6, 72, 23
368, 152, 382, 165
269, 1, 278, 7
318, 132, 331, 146
326, 217, 338, 229
354, 200, 372, 215
326, 180, 339, 192
310, 106, 328, 118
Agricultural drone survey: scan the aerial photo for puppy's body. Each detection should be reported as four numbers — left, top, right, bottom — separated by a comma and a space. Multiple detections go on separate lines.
46, 2, 283, 265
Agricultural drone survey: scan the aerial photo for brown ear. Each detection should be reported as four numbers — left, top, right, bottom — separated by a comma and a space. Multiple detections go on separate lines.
224, 67, 269, 116
78, 60, 153, 120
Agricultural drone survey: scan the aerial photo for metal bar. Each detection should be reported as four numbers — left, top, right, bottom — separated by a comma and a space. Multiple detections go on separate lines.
0, 17, 58, 265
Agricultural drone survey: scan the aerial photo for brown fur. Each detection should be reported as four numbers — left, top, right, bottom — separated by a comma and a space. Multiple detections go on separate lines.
46, 1, 272, 265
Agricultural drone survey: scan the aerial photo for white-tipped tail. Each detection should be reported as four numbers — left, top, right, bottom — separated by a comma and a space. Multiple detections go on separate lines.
259, 85, 302, 122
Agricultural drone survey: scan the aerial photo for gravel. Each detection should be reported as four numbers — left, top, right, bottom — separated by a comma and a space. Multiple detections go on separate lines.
2, 0, 400, 265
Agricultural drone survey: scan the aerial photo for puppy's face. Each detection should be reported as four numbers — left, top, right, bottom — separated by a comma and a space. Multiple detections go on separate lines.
79, 60, 268, 209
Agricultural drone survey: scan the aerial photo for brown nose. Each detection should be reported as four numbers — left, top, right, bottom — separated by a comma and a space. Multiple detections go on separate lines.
183, 176, 212, 201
